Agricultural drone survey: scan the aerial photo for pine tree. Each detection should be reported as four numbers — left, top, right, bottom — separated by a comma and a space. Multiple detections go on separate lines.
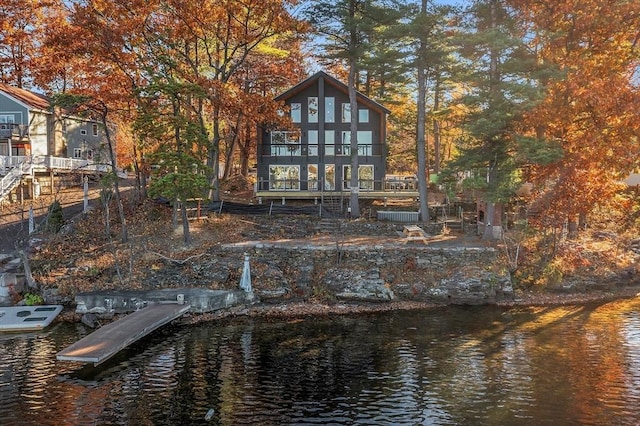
448, 0, 559, 239
306, 0, 407, 219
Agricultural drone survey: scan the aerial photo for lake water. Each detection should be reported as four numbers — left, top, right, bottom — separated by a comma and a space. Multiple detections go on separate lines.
2, 298, 640, 425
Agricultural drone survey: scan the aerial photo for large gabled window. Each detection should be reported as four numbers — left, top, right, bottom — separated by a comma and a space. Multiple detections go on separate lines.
341, 131, 373, 156
324, 164, 335, 190
291, 103, 301, 123
308, 130, 318, 156
269, 165, 300, 190
308, 97, 318, 123
343, 165, 374, 190
359, 108, 369, 123
325, 97, 335, 123
308, 164, 319, 191
270, 131, 301, 156
341, 103, 351, 122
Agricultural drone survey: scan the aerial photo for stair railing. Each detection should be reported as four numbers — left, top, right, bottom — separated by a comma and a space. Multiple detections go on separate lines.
0, 156, 34, 202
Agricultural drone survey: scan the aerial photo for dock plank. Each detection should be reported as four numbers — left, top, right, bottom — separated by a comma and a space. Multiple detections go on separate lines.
57, 303, 190, 365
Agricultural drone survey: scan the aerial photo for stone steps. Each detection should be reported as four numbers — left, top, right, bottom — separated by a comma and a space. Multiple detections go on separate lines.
316, 218, 343, 234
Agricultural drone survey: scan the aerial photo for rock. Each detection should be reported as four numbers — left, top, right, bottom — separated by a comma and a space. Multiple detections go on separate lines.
326, 268, 395, 302
429, 266, 513, 305
81, 313, 100, 328
256, 287, 289, 300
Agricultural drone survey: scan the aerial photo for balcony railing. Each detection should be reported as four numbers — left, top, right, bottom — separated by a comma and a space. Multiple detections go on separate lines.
256, 177, 420, 192
262, 143, 381, 157
0, 124, 29, 139
0, 155, 115, 175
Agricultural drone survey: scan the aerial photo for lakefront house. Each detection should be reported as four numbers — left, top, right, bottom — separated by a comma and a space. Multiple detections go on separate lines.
255, 71, 392, 202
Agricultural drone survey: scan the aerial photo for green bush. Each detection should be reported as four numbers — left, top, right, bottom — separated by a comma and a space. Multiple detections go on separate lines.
24, 293, 44, 306
46, 200, 65, 233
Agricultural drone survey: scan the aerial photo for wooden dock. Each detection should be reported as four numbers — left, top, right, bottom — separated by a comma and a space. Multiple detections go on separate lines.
57, 303, 191, 365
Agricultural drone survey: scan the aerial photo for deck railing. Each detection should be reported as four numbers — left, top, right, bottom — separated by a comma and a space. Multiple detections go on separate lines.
0, 156, 33, 202
0, 155, 123, 202
256, 177, 420, 192
261, 143, 382, 157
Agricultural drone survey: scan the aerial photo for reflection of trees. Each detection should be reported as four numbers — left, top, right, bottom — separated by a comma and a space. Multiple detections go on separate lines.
3, 302, 640, 424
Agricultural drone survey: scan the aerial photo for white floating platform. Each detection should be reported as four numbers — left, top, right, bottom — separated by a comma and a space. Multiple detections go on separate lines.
0, 305, 64, 332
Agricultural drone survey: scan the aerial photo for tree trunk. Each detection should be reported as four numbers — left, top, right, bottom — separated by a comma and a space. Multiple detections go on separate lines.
348, 61, 360, 219
239, 120, 252, 176
102, 111, 128, 243
417, 0, 430, 224
181, 200, 191, 245
433, 76, 441, 175
208, 105, 221, 201
348, 0, 360, 219
17, 250, 37, 290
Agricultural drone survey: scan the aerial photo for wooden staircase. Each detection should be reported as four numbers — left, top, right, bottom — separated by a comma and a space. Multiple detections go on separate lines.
320, 194, 344, 218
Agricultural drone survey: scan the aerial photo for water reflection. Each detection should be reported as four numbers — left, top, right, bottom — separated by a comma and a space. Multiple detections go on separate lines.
2, 299, 640, 425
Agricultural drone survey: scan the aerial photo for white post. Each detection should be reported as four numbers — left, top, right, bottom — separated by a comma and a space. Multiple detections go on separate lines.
28, 206, 34, 234
83, 176, 88, 213
239, 252, 252, 293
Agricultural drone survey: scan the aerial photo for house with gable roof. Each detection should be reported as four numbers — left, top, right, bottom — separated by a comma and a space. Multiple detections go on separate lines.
0, 84, 111, 202
255, 71, 393, 203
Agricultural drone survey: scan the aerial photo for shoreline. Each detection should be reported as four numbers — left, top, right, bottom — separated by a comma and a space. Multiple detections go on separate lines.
56, 285, 640, 327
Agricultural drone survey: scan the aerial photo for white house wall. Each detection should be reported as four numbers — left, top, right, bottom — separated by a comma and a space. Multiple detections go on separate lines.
29, 112, 50, 156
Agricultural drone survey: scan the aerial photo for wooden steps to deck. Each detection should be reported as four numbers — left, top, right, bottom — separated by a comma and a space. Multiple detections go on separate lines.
57, 303, 190, 366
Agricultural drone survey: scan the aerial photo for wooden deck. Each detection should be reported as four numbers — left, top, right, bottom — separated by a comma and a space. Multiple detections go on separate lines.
255, 190, 419, 201
57, 303, 191, 365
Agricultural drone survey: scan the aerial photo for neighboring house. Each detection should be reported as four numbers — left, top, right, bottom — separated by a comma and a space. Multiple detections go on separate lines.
624, 173, 640, 186
0, 84, 111, 202
256, 71, 391, 201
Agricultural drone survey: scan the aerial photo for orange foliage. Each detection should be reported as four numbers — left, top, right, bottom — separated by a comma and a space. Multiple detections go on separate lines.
510, 0, 640, 224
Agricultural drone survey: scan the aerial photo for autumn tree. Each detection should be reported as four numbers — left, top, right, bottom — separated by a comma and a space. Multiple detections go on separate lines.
0, 0, 47, 87
141, 0, 306, 202
508, 0, 640, 235
147, 151, 210, 245
52, 93, 129, 243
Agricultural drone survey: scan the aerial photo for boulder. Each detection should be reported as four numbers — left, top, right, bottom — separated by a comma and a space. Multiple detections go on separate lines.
429, 266, 513, 305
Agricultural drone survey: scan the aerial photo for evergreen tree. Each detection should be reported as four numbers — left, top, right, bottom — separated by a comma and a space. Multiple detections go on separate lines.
447, 0, 559, 239
305, 0, 407, 218
410, 0, 456, 224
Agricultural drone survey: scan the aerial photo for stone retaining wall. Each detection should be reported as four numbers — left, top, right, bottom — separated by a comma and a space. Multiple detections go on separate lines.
223, 244, 512, 305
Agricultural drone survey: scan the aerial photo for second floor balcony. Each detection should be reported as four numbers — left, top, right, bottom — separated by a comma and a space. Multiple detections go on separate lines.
0, 123, 29, 140
261, 143, 382, 158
